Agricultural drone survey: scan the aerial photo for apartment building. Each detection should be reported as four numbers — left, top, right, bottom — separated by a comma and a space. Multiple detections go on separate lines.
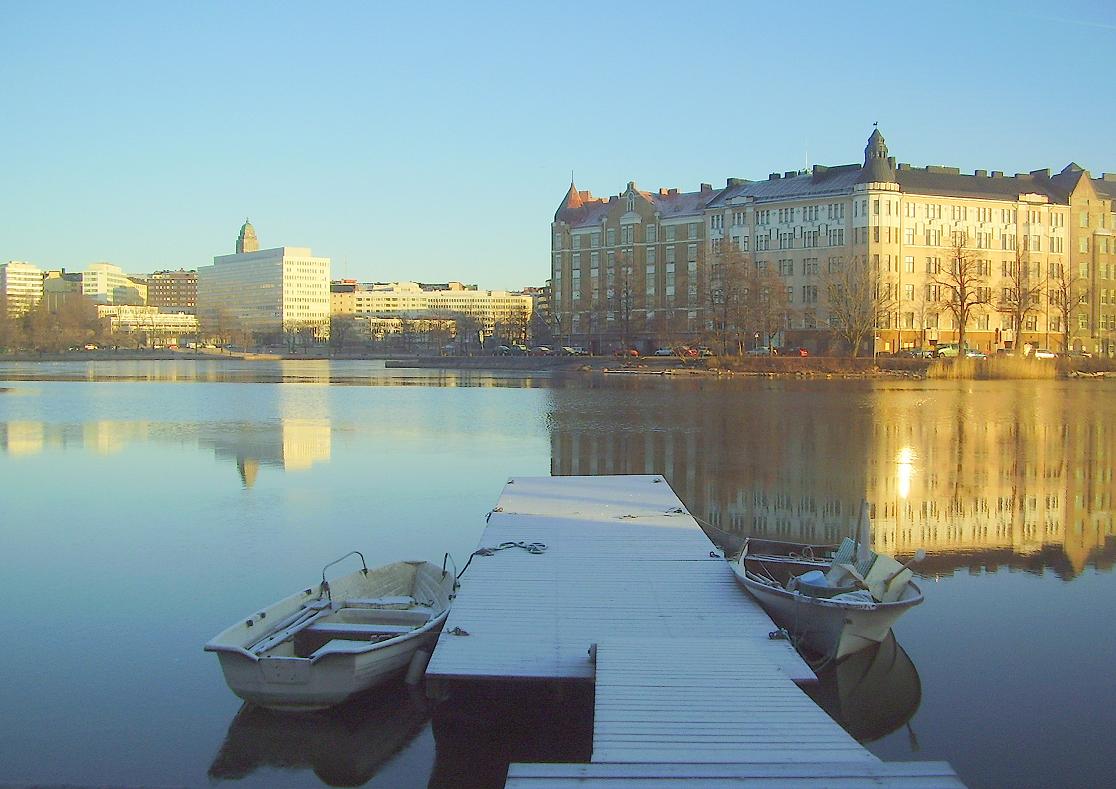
0, 261, 44, 317
143, 269, 197, 313
552, 130, 1116, 355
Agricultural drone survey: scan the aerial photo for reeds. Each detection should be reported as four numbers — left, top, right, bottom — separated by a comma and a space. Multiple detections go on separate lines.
926, 356, 1058, 380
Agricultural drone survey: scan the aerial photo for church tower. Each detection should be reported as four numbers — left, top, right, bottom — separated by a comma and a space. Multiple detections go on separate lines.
236, 219, 259, 254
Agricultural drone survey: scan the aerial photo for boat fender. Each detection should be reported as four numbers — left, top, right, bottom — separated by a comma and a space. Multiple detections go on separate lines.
768, 628, 790, 641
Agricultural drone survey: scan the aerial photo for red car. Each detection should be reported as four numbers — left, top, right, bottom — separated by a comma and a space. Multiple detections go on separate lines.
782, 346, 809, 357
612, 348, 639, 358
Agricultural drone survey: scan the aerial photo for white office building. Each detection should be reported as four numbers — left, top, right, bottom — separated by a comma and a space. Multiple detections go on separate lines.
0, 261, 44, 317
82, 262, 147, 305
197, 221, 331, 340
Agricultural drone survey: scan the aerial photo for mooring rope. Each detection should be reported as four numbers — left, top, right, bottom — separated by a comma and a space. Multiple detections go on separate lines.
457, 540, 548, 580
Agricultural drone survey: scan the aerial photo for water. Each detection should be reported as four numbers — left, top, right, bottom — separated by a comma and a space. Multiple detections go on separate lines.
1, 360, 1113, 788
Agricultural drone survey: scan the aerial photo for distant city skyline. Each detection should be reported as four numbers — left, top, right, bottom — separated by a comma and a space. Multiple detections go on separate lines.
3, 1, 1114, 289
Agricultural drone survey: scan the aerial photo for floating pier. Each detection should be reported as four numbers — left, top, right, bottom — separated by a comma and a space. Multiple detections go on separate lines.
426, 475, 964, 788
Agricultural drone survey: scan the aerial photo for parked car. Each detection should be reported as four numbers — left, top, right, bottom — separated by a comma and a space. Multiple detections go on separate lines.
696, 346, 714, 357
965, 349, 987, 359
561, 346, 588, 356
1029, 348, 1056, 360
653, 347, 675, 356
677, 346, 700, 358
746, 346, 776, 356
612, 348, 640, 358
935, 343, 977, 358
528, 345, 554, 356
780, 346, 809, 357
897, 347, 935, 359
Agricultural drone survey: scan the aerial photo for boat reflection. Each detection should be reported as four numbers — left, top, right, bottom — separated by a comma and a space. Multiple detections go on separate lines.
208, 683, 430, 786
807, 631, 922, 743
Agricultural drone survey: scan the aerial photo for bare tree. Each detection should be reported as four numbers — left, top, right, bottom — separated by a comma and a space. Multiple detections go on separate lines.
822, 256, 895, 357
708, 246, 750, 355
1048, 263, 1090, 353
932, 232, 992, 352
740, 264, 791, 353
996, 246, 1045, 355
610, 251, 638, 350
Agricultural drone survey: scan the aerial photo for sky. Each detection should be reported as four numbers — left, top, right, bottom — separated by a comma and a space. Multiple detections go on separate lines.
3, 0, 1115, 290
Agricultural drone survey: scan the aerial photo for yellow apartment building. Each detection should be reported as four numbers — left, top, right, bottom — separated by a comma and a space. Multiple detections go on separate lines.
553, 129, 1116, 355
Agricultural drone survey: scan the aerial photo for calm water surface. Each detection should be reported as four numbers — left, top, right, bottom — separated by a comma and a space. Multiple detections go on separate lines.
1, 360, 1113, 788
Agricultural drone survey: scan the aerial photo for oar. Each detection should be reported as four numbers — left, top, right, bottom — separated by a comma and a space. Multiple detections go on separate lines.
869, 549, 926, 600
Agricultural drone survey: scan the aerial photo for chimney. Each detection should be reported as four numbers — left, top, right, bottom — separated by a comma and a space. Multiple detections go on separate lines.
991, 171, 1004, 178
700, 183, 712, 193
667, 188, 678, 196
974, 170, 987, 177
769, 173, 781, 180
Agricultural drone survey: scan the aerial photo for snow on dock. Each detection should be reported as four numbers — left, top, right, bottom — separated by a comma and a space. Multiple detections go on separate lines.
425, 475, 811, 685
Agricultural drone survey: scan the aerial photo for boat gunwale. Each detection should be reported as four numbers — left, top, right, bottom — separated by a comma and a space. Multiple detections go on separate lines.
204, 560, 453, 663
736, 540, 924, 612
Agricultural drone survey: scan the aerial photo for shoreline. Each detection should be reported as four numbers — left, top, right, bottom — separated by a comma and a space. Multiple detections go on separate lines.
1, 351, 1112, 380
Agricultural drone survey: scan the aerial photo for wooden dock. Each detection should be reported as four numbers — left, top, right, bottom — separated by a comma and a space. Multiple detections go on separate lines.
426, 475, 964, 788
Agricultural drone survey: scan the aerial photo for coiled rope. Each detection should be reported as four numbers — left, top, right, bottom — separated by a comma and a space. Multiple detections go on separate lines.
457, 540, 548, 580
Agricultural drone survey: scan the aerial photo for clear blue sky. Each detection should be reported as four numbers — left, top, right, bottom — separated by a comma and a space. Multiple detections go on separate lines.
3, 0, 1114, 289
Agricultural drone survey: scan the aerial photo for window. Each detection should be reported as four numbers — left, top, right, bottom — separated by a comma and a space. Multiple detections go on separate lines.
621, 225, 633, 244
688, 223, 698, 240
802, 285, 818, 303
904, 227, 915, 245
646, 248, 655, 265
873, 199, 880, 215
904, 256, 915, 273
646, 225, 657, 243
711, 238, 722, 254
665, 246, 675, 264
778, 259, 794, 276
779, 232, 794, 249
665, 226, 676, 242
827, 228, 845, 246
606, 228, 616, 245
1080, 212, 1089, 228
803, 258, 819, 276
926, 229, 941, 246
732, 210, 745, 226
1080, 237, 1089, 254
710, 215, 723, 230
927, 284, 941, 301
687, 244, 697, 262
591, 232, 600, 248
738, 235, 750, 251
905, 203, 916, 218
1050, 236, 1063, 253
904, 284, 914, 301
803, 230, 819, 248
926, 257, 941, 274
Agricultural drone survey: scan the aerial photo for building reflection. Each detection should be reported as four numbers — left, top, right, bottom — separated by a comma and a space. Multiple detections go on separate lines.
548, 382, 1116, 578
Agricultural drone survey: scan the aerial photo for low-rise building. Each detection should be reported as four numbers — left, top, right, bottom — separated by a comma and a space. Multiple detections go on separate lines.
334, 280, 533, 336
96, 305, 199, 345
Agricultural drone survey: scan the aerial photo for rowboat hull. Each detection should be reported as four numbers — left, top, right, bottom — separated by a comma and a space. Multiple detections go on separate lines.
206, 560, 455, 711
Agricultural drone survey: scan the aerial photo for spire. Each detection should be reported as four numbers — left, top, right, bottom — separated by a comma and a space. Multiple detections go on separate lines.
856, 127, 897, 185
554, 182, 585, 222
236, 218, 259, 254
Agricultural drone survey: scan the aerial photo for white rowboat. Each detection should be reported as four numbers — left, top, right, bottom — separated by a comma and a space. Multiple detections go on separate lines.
205, 554, 456, 711
729, 537, 924, 661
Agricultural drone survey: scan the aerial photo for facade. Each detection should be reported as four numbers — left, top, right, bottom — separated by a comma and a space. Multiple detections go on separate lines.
82, 262, 146, 305
0, 260, 44, 317
553, 130, 1116, 355
197, 222, 331, 340
333, 280, 533, 335
143, 269, 197, 313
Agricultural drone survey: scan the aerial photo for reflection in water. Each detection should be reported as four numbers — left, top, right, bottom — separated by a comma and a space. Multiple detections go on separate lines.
429, 683, 594, 789
209, 684, 430, 787
548, 380, 1116, 578
808, 632, 921, 743
1, 384, 334, 484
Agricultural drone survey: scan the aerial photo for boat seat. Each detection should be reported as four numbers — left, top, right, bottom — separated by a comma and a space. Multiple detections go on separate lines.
305, 622, 415, 639
343, 596, 416, 609
336, 607, 432, 626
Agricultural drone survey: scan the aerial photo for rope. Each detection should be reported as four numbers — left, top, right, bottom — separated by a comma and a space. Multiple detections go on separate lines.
457, 540, 548, 580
